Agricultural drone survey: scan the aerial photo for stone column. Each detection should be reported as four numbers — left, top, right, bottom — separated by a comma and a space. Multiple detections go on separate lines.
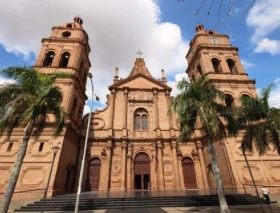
171, 141, 180, 188
108, 89, 116, 137
105, 140, 112, 191
153, 89, 161, 137
157, 140, 164, 189
123, 88, 128, 137
151, 143, 158, 190
200, 54, 210, 73
166, 90, 175, 137
126, 143, 133, 190
192, 149, 204, 189
177, 155, 185, 189
120, 140, 127, 191
197, 141, 209, 188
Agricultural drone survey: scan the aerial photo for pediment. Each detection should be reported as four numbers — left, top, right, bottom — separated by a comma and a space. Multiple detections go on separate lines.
109, 74, 171, 90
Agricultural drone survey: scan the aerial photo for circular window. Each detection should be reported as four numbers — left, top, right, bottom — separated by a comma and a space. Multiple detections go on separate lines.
62, 31, 71, 37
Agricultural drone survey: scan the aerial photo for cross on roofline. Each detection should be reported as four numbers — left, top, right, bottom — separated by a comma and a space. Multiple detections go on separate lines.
136, 49, 143, 58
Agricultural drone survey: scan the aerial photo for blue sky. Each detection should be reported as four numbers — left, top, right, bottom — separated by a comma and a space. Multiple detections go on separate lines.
0, 0, 279, 112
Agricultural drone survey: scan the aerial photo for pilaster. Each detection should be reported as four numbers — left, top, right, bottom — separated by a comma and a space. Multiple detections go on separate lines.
105, 139, 112, 191
156, 139, 164, 189
120, 140, 127, 191
171, 141, 180, 189
196, 141, 209, 188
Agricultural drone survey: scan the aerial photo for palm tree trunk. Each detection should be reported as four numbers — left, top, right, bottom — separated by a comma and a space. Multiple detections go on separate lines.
0, 121, 34, 213
207, 135, 230, 213
242, 150, 265, 213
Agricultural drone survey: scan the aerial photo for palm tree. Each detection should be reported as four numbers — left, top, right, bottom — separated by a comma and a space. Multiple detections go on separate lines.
170, 76, 238, 213
0, 66, 70, 213
239, 84, 280, 155
238, 85, 280, 212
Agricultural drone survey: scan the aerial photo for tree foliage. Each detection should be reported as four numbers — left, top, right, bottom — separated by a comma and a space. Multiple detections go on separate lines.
0, 66, 70, 138
238, 84, 280, 155
170, 75, 238, 142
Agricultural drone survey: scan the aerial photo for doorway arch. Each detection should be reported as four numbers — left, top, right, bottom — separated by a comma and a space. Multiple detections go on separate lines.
182, 157, 197, 189
86, 157, 101, 191
134, 152, 150, 190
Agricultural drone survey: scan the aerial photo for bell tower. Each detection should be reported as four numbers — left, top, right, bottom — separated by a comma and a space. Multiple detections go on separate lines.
33, 17, 91, 194
185, 24, 257, 188
34, 16, 91, 125
186, 24, 257, 105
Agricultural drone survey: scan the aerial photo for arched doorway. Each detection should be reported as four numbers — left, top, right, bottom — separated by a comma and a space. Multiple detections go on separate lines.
134, 153, 150, 190
86, 157, 101, 191
182, 157, 197, 189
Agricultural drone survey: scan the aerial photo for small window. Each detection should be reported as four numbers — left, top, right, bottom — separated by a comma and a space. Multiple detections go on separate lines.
212, 58, 221, 73
191, 75, 195, 82
225, 94, 234, 108
42, 51, 55, 67
227, 59, 237, 74
66, 23, 72, 28
59, 52, 70, 68
7, 143, 13, 152
62, 31, 71, 37
38, 142, 44, 152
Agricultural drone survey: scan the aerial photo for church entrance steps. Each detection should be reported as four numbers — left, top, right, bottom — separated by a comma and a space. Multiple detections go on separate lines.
14, 191, 264, 212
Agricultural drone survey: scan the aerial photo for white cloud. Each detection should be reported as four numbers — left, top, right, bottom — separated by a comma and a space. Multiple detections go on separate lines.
254, 38, 280, 55
167, 72, 189, 97
257, 77, 280, 107
246, 0, 280, 55
241, 59, 255, 69
83, 105, 90, 116
269, 82, 280, 107
0, 0, 188, 113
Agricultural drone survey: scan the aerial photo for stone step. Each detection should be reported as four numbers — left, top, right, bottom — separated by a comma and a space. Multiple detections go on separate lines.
14, 194, 263, 212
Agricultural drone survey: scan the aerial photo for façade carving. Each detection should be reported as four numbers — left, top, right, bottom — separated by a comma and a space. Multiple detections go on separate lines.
111, 161, 122, 176
129, 90, 153, 101
92, 117, 105, 129
163, 160, 173, 176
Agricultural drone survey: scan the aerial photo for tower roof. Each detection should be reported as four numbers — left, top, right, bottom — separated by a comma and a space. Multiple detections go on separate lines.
194, 24, 219, 35
128, 58, 153, 78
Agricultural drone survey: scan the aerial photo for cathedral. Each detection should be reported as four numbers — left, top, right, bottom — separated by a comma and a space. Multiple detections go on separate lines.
0, 17, 280, 200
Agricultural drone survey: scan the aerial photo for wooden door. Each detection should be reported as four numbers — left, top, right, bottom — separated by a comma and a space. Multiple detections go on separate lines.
86, 158, 101, 191
182, 157, 197, 189
134, 153, 150, 190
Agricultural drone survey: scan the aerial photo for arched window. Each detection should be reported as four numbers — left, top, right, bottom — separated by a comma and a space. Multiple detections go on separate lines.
241, 94, 250, 99
134, 108, 149, 131
191, 74, 195, 82
42, 51, 55, 67
134, 115, 140, 130
59, 52, 70, 67
197, 65, 203, 77
212, 58, 221, 73
227, 59, 237, 74
225, 94, 235, 108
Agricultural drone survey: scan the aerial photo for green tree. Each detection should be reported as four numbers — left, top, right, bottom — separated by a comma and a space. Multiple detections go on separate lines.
0, 66, 70, 213
170, 76, 238, 213
239, 84, 280, 155
238, 85, 280, 213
